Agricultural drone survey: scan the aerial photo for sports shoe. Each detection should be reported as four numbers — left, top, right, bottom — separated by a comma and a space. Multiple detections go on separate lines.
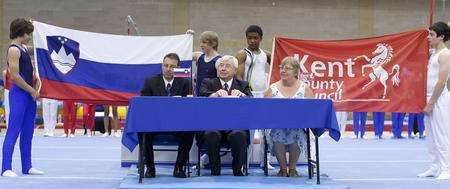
417, 168, 439, 177
2, 170, 18, 177
27, 168, 44, 175
436, 171, 450, 180
260, 162, 275, 170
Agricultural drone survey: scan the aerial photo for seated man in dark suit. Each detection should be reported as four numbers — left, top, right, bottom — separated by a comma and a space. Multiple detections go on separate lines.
199, 55, 252, 176
140, 53, 194, 178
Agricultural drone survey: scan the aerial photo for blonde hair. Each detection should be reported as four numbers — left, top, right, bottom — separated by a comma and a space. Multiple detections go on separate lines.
280, 56, 300, 75
200, 31, 219, 50
215, 55, 238, 69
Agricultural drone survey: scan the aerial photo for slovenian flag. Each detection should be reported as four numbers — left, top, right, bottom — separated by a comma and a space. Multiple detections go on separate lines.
33, 21, 192, 105
173, 68, 191, 78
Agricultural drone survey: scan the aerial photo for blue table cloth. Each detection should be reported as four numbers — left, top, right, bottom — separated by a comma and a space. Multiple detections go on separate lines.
122, 96, 340, 151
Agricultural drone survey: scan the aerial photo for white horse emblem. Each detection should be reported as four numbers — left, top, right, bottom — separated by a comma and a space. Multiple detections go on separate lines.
354, 43, 400, 99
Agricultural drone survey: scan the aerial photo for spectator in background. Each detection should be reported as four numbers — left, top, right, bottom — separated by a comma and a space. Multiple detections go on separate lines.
42, 98, 59, 137
62, 100, 77, 137
2, 69, 12, 131
82, 103, 96, 137
102, 105, 120, 137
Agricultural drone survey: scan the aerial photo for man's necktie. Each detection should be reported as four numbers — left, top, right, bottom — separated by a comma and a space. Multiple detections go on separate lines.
223, 83, 229, 91
166, 83, 172, 96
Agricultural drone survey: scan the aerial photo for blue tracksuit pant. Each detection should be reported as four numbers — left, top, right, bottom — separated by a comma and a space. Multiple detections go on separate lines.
407, 113, 425, 138
373, 112, 385, 138
353, 112, 367, 138
391, 112, 406, 138
2, 86, 36, 174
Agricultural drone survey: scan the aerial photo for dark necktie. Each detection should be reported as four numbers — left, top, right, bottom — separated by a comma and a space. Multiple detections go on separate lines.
223, 83, 229, 91
166, 83, 172, 96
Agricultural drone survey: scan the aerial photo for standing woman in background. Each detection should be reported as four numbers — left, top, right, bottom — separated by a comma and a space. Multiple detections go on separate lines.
2, 69, 12, 131
102, 105, 121, 137
2, 18, 44, 177
417, 21, 450, 180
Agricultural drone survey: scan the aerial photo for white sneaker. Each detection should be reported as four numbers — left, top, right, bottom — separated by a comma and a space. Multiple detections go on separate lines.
260, 162, 275, 170
27, 168, 44, 175
267, 163, 275, 170
2, 170, 18, 177
190, 154, 209, 170
47, 132, 54, 137
417, 168, 439, 177
60, 134, 68, 138
43, 130, 49, 137
113, 131, 121, 138
101, 133, 109, 137
69, 134, 75, 138
200, 154, 209, 166
436, 171, 450, 180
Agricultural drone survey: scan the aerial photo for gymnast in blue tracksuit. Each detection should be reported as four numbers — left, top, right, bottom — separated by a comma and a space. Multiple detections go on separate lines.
391, 112, 406, 139
407, 113, 425, 139
352, 112, 367, 139
1, 18, 43, 177
372, 112, 385, 139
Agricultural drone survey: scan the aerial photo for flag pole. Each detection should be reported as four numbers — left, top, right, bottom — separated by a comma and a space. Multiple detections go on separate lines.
429, 0, 435, 27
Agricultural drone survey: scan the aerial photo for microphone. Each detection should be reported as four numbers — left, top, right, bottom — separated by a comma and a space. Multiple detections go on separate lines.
127, 16, 135, 26
126, 15, 140, 35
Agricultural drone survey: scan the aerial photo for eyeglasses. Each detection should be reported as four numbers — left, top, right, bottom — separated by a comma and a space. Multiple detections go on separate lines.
279, 65, 295, 70
218, 63, 233, 69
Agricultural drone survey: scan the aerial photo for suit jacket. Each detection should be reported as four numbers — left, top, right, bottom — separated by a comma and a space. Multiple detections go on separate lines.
141, 75, 190, 97
199, 77, 252, 97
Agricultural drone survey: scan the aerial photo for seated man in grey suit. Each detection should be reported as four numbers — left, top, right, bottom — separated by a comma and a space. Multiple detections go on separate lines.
140, 53, 194, 178
199, 55, 252, 176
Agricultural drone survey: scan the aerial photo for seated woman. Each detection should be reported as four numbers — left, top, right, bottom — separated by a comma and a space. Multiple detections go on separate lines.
264, 56, 314, 177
